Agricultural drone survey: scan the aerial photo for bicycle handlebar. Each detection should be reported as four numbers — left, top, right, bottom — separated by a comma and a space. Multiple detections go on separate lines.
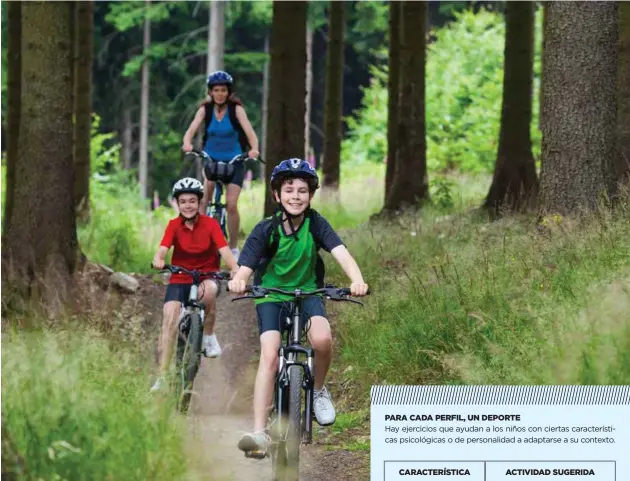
152, 263, 231, 282
185, 149, 265, 165
230, 285, 371, 306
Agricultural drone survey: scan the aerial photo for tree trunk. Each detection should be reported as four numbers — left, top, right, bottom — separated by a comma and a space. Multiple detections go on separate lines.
207, 0, 225, 73
539, 2, 619, 215
305, 24, 313, 161
484, 2, 538, 216
4, 1, 78, 308
263, 1, 307, 217
617, 3, 630, 186
138, 1, 151, 199
322, 1, 345, 194
3, 1, 21, 235
538, 2, 548, 132
384, 1, 428, 212
385, 0, 401, 202
122, 106, 133, 169
73, 0, 94, 223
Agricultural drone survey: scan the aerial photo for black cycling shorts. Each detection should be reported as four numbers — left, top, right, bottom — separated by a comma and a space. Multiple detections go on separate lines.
164, 281, 219, 304
255, 296, 327, 335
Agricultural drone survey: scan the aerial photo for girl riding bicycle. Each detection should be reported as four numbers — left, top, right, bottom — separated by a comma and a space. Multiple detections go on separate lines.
182, 70, 260, 261
150, 177, 238, 392
228, 159, 369, 456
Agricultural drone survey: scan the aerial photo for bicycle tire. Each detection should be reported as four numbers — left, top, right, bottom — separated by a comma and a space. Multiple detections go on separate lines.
270, 374, 289, 481
284, 365, 302, 480
176, 312, 203, 413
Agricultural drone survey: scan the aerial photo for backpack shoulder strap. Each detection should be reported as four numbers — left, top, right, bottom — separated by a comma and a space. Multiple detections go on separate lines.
263, 210, 283, 260
202, 101, 213, 147
228, 102, 250, 152
308, 208, 322, 251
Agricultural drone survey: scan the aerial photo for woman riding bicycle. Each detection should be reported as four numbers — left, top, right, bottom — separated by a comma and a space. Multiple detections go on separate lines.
182, 70, 260, 261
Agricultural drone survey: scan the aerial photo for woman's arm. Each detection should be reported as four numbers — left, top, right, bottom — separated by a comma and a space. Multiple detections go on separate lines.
234, 105, 260, 155
182, 106, 206, 150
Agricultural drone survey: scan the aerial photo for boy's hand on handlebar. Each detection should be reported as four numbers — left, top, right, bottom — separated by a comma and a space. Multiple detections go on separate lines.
228, 279, 247, 295
350, 282, 369, 297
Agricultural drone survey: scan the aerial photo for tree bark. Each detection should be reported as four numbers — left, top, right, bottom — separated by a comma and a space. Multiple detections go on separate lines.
73, 0, 94, 223
321, 1, 345, 194
617, 3, 630, 186
539, 2, 619, 215
4, 1, 78, 308
385, 0, 401, 202
138, 0, 151, 199
384, 1, 428, 212
207, 0, 225, 73
3, 1, 21, 235
484, 2, 538, 216
263, 1, 307, 217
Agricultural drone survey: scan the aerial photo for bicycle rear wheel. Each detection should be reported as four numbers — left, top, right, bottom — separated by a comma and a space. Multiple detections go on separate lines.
175, 312, 203, 413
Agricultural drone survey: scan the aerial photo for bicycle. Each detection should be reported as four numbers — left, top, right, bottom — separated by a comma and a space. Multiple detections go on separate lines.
152, 263, 231, 413
184, 150, 264, 240
231, 285, 370, 481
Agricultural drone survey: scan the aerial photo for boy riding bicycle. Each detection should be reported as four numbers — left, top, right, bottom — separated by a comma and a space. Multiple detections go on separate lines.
151, 177, 238, 392
227, 158, 369, 455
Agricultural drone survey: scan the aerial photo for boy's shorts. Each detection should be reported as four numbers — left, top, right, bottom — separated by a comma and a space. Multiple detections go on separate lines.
164, 281, 220, 304
255, 296, 328, 335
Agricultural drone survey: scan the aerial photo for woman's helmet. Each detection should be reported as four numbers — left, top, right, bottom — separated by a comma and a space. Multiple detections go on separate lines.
270, 158, 319, 192
172, 177, 204, 200
207, 70, 233, 88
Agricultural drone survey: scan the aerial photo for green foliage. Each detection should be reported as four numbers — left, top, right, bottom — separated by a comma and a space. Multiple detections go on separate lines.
2, 328, 187, 481
326, 197, 630, 397
341, 8, 543, 173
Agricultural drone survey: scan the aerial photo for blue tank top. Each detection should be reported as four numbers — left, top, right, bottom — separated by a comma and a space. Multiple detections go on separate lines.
203, 106, 243, 162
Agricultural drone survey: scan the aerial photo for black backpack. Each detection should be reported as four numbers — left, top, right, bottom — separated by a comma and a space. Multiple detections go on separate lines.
255, 208, 326, 287
202, 101, 249, 152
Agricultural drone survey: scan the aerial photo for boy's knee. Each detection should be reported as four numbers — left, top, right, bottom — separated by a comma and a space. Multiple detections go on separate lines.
309, 316, 332, 351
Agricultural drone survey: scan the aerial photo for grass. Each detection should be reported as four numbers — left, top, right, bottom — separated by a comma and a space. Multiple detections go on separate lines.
1, 327, 188, 481
321, 196, 630, 401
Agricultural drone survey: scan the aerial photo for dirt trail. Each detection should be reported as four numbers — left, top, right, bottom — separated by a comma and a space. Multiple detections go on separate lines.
174, 286, 369, 481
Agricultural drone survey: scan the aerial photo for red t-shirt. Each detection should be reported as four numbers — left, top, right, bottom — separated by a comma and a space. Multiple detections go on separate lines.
160, 215, 228, 284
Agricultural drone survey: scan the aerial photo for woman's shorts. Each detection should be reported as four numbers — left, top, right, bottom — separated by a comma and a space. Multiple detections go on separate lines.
255, 296, 328, 335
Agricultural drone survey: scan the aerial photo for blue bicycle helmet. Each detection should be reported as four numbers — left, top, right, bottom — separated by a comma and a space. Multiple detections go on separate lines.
270, 158, 319, 192
207, 70, 233, 88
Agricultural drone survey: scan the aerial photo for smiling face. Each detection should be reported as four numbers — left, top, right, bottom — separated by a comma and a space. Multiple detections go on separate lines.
273, 178, 313, 216
177, 193, 200, 219
209, 84, 229, 105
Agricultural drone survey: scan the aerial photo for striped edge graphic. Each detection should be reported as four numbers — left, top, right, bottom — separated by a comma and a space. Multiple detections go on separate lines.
370, 385, 630, 405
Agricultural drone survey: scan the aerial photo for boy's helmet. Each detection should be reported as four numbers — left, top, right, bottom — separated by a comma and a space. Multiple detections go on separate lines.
172, 177, 203, 199
207, 70, 233, 88
270, 158, 319, 192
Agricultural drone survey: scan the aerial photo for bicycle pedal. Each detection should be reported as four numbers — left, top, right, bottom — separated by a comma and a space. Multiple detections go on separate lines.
244, 450, 268, 460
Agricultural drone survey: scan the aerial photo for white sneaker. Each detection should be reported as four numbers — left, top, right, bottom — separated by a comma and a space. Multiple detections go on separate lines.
313, 386, 336, 426
231, 247, 240, 262
150, 376, 165, 393
203, 334, 222, 358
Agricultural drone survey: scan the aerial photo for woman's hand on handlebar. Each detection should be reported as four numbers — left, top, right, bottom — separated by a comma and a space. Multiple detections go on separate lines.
247, 149, 259, 159
350, 282, 369, 297
228, 278, 247, 295
182, 141, 194, 152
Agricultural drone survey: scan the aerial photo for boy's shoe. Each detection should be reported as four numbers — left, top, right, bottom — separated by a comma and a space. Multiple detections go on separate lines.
150, 376, 165, 393
203, 334, 222, 358
237, 431, 271, 458
231, 247, 240, 262
313, 385, 336, 426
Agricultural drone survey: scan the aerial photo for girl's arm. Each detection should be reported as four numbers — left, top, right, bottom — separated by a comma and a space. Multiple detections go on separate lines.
330, 245, 369, 296
234, 105, 260, 155
182, 106, 206, 149
218, 245, 239, 275
152, 246, 169, 269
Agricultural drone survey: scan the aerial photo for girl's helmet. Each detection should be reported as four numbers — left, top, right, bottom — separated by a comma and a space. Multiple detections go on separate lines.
172, 177, 204, 199
207, 70, 233, 88
270, 158, 319, 192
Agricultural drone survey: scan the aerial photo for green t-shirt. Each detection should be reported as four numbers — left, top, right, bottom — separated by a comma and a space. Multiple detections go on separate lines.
256, 216, 319, 304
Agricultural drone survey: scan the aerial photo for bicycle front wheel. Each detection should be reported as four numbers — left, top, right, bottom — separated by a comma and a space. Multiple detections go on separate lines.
284, 365, 303, 480
176, 312, 203, 413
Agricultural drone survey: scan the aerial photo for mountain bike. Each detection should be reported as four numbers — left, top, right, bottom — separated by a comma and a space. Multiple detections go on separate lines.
153, 263, 230, 413
184, 150, 264, 240
231, 285, 370, 481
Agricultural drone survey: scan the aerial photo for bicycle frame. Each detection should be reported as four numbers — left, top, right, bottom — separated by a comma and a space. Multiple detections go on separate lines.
208, 179, 228, 238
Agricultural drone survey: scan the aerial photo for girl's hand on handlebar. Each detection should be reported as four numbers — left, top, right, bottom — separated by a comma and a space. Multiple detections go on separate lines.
350, 282, 369, 297
152, 258, 165, 270
228, 279, 247, 295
